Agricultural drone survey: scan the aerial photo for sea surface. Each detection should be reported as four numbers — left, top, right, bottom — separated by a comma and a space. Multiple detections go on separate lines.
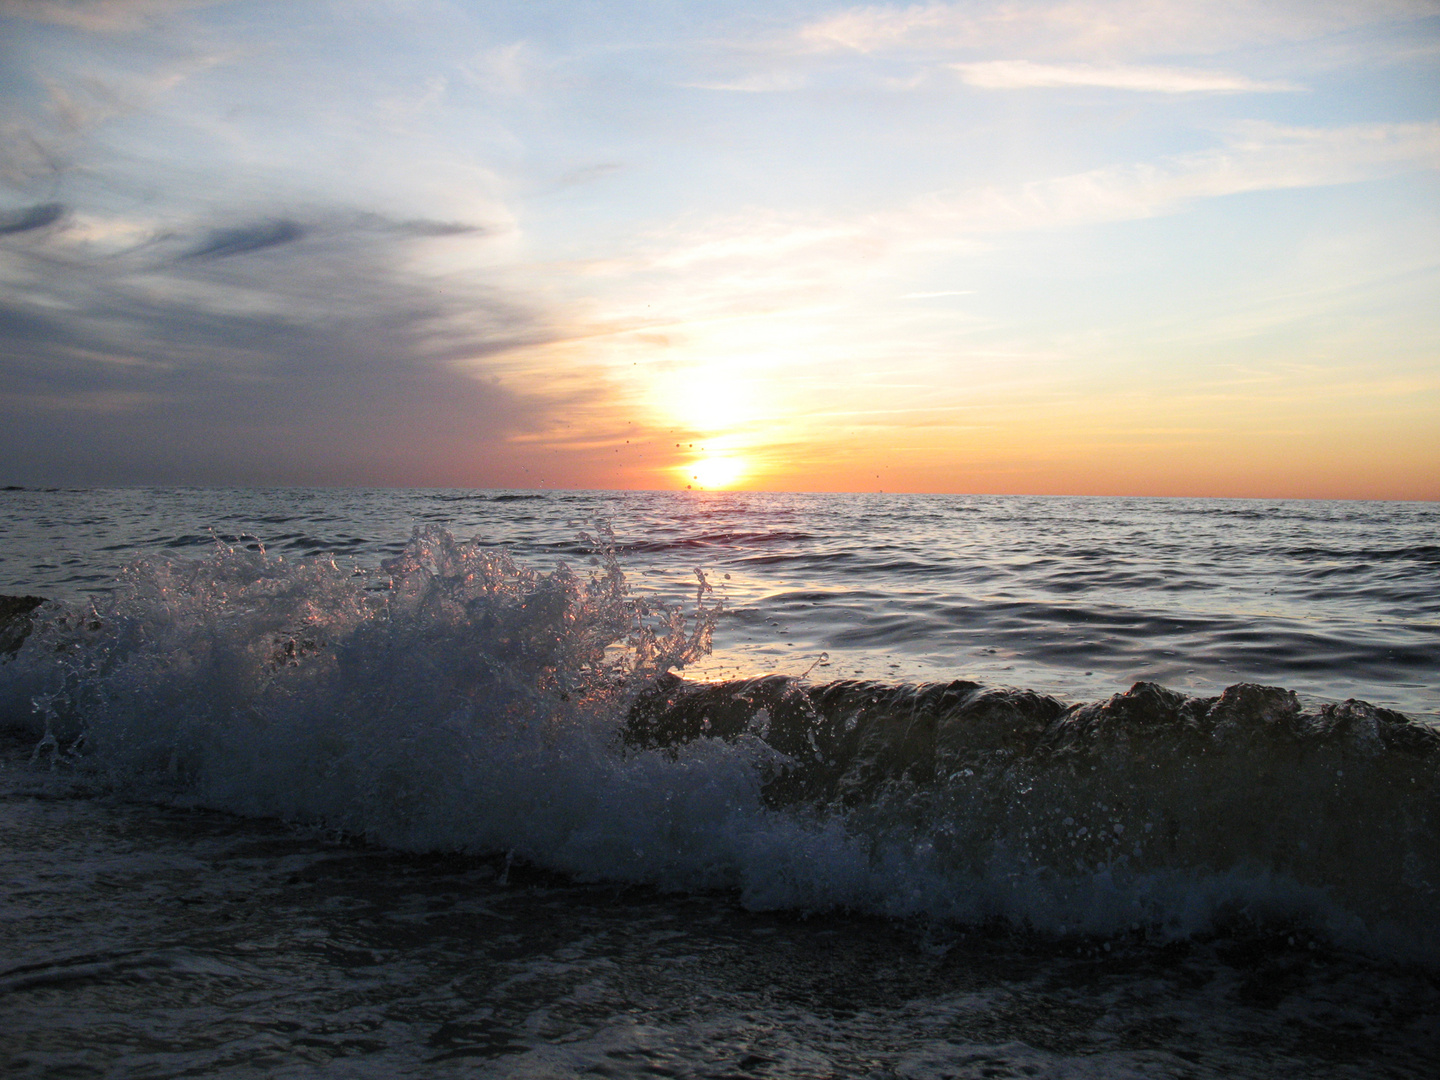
1, 487, 1438, 1078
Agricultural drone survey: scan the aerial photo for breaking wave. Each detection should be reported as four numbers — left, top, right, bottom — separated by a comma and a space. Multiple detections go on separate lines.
1, 528, 1436, 962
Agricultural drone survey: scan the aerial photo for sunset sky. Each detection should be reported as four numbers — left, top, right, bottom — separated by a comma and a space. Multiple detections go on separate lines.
2, 0, 1437, 498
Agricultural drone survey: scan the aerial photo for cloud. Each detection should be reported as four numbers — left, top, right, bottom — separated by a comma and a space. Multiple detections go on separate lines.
0, 205, 587, 485
389, 218, 486, 238
171, 212, 486, 263
798, 1, 1440, 59
0, 202, 65, 233
591, 121, 1440, 330
553, 162, 624, 190
912, 121, 1440, 233
376, 75, 450, 125
1, 0, 226, 33
683, 72, 808, 93
181, 218, 305, 259
951, 60, 1300, 93
463, 42, 537, 97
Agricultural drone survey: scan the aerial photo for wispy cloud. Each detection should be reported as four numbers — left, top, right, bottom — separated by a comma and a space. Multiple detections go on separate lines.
388, 218, 486, 238
181, 218, 304, 259
2, 0, 227, 33
933, 121, 1440, 231
0, 202, 65, 234
376, 75, 450, 125
460, 42, 549, 98
572, 121, 1440, 358
0, 205, 585, 484
798, 1, 1440, 59
682, 72, 808, 93
627, 121, 1440, 280
951, 60, 1300, 93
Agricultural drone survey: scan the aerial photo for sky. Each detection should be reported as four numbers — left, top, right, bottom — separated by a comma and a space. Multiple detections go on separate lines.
1, 0, 1437, 498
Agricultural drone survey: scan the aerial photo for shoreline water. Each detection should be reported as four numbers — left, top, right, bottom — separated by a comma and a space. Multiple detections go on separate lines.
2, 490, 1437, 1077
4, 727, 1439, 1079
5, 582, 1436, 965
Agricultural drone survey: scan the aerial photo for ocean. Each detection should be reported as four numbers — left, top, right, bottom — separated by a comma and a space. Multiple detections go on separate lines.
1, 486, 1437, 1078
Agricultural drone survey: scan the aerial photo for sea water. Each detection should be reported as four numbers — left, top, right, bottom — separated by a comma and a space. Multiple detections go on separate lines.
1, 487, 1437, 1077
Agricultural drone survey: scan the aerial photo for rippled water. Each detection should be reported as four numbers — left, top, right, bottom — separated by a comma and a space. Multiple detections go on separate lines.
1, 487, 1438, 1078
2, 487, 1435, 719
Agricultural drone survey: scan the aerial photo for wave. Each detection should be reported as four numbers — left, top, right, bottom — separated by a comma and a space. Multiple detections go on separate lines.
628, 674, 1439, 956
1, 528, 1436, 962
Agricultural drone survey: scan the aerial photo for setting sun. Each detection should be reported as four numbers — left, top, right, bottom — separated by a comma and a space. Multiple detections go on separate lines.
681, 456, 746, 489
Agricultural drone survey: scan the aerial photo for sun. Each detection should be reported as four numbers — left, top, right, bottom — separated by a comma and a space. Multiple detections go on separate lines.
683, 456, 746, 489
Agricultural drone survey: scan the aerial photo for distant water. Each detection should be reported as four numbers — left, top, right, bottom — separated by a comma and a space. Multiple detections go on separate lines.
2, 487, 1436, 719
2, 487, 1438, 1077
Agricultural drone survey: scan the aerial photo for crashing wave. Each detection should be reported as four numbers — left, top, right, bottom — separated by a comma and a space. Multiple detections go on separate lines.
1, 528, 1435, 961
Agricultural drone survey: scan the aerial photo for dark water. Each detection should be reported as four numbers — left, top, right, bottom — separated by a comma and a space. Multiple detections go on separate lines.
4, 736, 1437, 1080
1, 487, 1438, 1077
